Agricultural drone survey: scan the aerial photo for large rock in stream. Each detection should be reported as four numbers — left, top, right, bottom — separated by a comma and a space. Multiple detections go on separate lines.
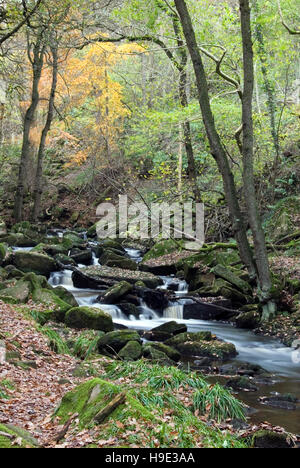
73, 265, 163, 289
65, 306, 114, 332
13, 251, 56, 276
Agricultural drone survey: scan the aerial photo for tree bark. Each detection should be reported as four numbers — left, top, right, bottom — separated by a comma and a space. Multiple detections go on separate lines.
32, 43, 58, 222
173, 0, 256, 279
14, 34, 45, 222
239, 0, 276, 320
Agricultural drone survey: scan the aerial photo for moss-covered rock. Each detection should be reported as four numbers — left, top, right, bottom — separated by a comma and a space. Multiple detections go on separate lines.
235, 310, 260, 329
98, 329, 141, 355
143, 342, 181, 362
197, 278, 249, 304
118, 341, 143, 361
54, 378, 154, 429
252, 430, 295, 449
54, 254, 76, 267
74, 265, 163, 289
65, 306, 113, 332
143, 347, 176, 366
226, 376, 258, 392
100, 239, 125, 253
63, 232, 86, 248
70, 249, 92, 265
149, 321, 187, 337
165, 331, 214, 347
52, 286, 78, 308
0, 233, 37, 247
143, 240, 183, 262
0, 423, 39, 448
212, 264, 251, 294
13, 251, 56, 276
164, 332, 236, 360
100, 251, 137, 271
0, 279, 30, 303
175, 340, 237, 360
102, 281, 132, 304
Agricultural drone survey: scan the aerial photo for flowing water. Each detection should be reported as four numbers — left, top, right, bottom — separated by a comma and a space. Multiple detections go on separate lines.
47, 245, 300, 434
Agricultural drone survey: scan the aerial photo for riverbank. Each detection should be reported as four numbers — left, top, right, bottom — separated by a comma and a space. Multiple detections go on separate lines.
0, 222, 300, 447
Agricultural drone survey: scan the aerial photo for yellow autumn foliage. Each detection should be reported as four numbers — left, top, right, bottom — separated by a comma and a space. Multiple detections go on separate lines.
57, 42, 144, 167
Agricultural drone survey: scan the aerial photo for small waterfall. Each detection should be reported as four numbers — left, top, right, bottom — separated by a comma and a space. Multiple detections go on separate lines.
49, 270, 74, 288
92, 252, 100, 266
139, 301, 160, 320
164, 303, 184, 320
124, 248, 143, 263
12, 247, 34, 252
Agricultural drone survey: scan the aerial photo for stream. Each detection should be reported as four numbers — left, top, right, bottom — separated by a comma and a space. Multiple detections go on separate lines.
44, 244, 300, 434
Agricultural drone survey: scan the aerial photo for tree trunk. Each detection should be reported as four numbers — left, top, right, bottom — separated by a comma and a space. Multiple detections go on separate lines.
174, 0, 257, 279
32, 44, 58, 222
14, 36, 45, 222
239, 0, 276, 320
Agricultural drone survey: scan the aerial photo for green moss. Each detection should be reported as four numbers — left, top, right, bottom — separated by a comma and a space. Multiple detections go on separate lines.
0, 423, 39, 448
65, 306, 114, 331
0, 243, 7, 264
143, 240, 182, 262
54, 379, 124, 427
119, 340, 142, 361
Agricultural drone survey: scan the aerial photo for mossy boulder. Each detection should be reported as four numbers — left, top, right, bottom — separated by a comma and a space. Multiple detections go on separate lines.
52, 286, 78, 308
197, 278, 249, 304
65, 306, 113, 332
75, 265, 163, 289
164, 332, 236, 361
54, 378, 154, 429
54, 254, 76, 267
100, 251, 137, 271
165, 331, 214, 347
70, 249, 92, 265
13, 251, 56, 276
212, 264, 251, 294
150, 321, 188, 337
0, 423, 39, 448
102, 281, 132, 304
143, 347, 176, 366
143, 239, 182, 262
87, 224, 97, 238
98, 329, 141, 355
143, 342, 181, 362
118, 341, 143, 361
100, 239, 125, 253
175, 340, 237, 360
63, 232, 86, 248
264, 196, 300, 242
0, 233, 37, 247
235, 310, 260, 329
0, 279, 30, 304
177, 245, 240, 271
252, 430, 295, 449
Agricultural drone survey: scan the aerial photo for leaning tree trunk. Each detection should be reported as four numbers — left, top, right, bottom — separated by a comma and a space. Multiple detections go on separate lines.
32, 44, 58, 222
174, 0, 257, 279
239, 0, 276, 320
14, 37, 45, 222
